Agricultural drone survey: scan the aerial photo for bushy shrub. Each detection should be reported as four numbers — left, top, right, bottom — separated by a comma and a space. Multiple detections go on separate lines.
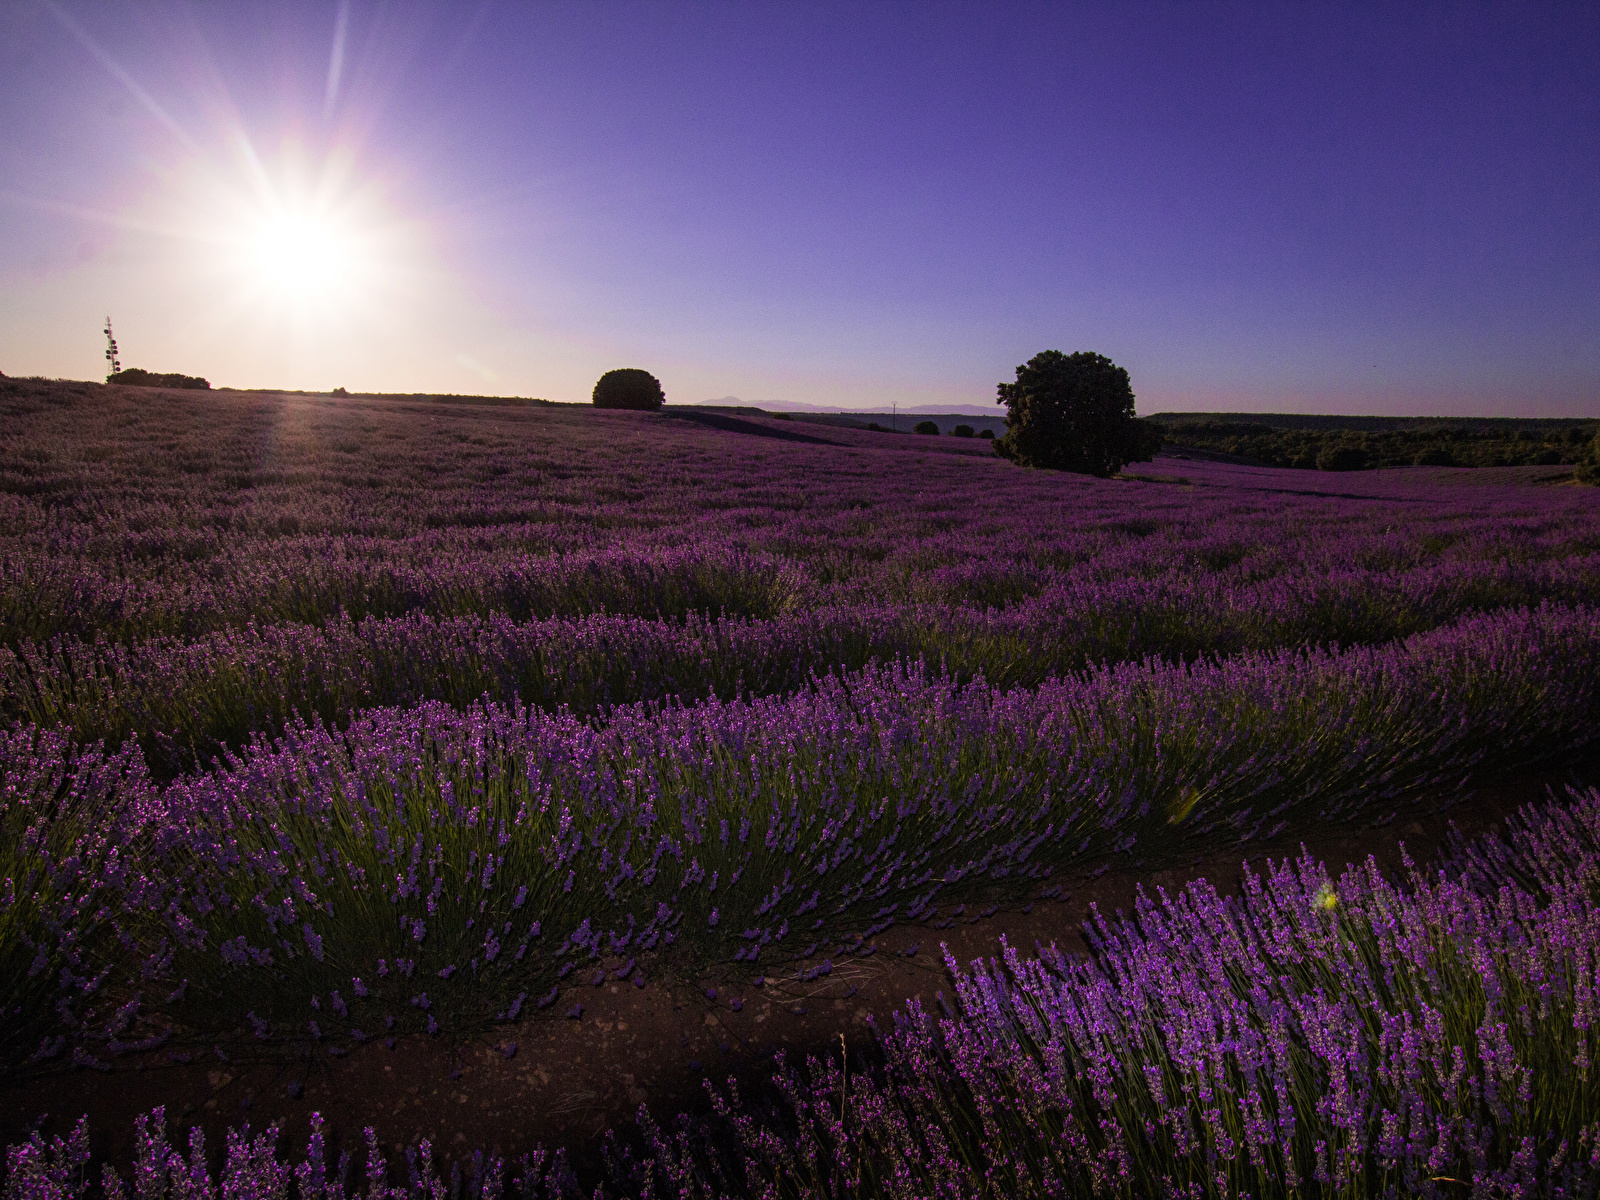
978, 428, 995, 439
866, 422, 885, 431
1578, 432, 1600, 485
107, 369, 209, 390
1413, 445, 1456, 466
914, 420, 939, 435
592, 369, 664, 411
1317, 443, 1369, 471
951, 424, 975, 438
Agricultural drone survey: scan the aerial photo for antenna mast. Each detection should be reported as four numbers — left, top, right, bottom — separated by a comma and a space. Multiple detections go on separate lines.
103, 317, 121, 378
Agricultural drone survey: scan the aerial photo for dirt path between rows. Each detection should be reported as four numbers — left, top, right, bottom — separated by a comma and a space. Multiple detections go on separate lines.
8, 752, 1600, 1175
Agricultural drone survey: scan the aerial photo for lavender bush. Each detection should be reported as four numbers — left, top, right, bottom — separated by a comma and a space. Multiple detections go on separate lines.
5, 603, 1598, 1071
0, 727, 156, 1073
9, 787, 1600, 1198
9, 544, 1600, 775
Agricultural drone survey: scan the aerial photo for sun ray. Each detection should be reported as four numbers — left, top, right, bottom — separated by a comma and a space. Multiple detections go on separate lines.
323, 1, 353, 120
42, 0, 199, 153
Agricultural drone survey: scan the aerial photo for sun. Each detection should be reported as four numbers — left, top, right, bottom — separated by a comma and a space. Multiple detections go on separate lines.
245, 210, 355, 299
226, 195, 381, 318
179, 137, 418, 328
142, 129, 430, 352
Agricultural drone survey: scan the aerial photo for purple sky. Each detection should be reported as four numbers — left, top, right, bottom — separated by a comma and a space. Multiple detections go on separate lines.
2, 3, 1596, 415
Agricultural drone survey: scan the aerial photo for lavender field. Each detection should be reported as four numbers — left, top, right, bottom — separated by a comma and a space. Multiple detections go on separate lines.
5, 376, 1600, 1197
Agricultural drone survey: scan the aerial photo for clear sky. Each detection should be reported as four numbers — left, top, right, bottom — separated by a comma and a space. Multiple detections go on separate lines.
2, 2, 1597, 416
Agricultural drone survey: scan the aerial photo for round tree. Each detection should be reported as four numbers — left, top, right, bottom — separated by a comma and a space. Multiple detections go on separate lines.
592, 368, 665, 411
992, 351, 1158, 476
951, 424, 975, 438
913, 420, 940, 436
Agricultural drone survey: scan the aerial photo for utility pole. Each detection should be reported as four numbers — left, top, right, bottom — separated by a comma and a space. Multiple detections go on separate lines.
103, 317, 121, 379
892, 401, 897, 433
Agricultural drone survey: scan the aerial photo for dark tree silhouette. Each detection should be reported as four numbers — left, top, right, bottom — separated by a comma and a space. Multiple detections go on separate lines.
951, 424, 975, 438
913, 420, 939, 435
592, 369, 665, 411
993, 351, 1158, 476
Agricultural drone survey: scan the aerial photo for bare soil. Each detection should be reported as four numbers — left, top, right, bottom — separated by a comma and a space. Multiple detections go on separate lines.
7, 752, 1599, 1175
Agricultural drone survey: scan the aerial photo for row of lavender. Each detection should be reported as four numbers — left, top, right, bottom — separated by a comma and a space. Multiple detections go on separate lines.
5, 483, 1598, 648
7, 550, 1600, 774
6, 381, 1600, 653
4, 603, 1597, 1078
11, 785, 1600, 1198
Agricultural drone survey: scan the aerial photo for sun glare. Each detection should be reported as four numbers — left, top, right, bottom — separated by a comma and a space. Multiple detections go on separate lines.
172, 134, 422, 336
246, 211, 354, 298
55, 2, 436, 380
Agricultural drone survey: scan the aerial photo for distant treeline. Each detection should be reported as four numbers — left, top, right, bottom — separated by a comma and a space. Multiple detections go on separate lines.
1147, 412, 1599, 434
1152, 415, 1599, 472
